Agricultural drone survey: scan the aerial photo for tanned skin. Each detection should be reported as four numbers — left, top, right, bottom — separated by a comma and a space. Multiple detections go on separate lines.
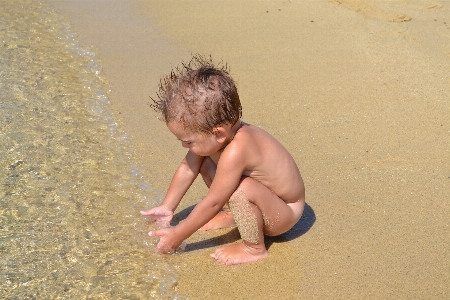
141, 120, 305, 265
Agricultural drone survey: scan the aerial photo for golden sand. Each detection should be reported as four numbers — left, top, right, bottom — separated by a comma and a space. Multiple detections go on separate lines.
49, 0, 450, 298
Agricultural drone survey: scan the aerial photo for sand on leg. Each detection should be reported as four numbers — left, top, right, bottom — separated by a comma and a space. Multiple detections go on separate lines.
210, 176, 304, 265
198, 157, 236, 231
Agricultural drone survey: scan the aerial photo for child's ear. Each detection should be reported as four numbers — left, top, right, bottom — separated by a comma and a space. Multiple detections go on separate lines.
213, 127, 227, 143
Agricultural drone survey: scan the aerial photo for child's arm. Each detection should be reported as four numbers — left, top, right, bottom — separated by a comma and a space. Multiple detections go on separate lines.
140, 151, 204, 226
150, 144, 246, 252
160, 150, 204, 210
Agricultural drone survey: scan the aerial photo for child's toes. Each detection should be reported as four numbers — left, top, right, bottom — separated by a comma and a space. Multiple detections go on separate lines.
210, 248, 224, 261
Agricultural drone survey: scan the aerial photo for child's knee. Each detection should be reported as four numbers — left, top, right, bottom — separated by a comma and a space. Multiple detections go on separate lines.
231, 177, 252, 197
199, 157, 216, 180
229, 185, 246, 204
228, 187, 260, 244
200, 160, 215, 188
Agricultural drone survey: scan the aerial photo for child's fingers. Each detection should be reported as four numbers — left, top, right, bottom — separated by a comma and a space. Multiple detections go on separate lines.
148, 228, 167, 237
148, 230, 160, 237
140, 209, 172, 217
155, 219, 171, 229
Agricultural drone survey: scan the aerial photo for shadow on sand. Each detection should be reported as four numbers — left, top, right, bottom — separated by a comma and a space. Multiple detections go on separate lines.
172, 203, 316, 252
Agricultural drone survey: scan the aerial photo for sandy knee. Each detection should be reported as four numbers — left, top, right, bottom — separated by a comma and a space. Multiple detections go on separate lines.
228, 187, 261, 244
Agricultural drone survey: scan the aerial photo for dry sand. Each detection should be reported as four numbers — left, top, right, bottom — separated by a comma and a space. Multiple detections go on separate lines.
49, 0, 449, 298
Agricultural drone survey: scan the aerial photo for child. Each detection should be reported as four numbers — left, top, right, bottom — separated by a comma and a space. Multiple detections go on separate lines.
140, 55, 305, 265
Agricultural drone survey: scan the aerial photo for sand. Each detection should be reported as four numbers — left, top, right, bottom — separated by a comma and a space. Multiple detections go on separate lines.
49, 0, 449, 298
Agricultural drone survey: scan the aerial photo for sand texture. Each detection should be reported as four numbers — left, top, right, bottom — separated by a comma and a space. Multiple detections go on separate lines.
49, 0, 449, 298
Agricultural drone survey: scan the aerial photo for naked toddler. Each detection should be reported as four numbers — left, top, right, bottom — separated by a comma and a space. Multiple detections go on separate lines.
140, 55, 305, 265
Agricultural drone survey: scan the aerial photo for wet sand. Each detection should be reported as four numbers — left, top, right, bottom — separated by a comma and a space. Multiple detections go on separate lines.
49, 0, 449, 298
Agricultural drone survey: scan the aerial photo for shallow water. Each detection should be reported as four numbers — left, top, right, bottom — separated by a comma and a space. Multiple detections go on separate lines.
0, 1, 179, 298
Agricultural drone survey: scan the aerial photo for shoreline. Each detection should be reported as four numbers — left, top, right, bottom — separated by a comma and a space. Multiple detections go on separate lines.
49, 0, 450, 298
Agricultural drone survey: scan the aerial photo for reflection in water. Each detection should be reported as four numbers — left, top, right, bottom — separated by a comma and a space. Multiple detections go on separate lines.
0, 1, 179, 298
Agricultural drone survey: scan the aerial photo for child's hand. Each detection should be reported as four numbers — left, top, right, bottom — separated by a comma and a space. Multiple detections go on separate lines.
148, 227, 183, 254
140, 205, 173, 228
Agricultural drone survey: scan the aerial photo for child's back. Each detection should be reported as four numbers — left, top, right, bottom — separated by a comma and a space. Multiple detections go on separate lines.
223, 122, 304, 205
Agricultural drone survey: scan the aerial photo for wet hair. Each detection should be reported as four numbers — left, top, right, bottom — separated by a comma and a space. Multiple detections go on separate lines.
150, 54, 242, 134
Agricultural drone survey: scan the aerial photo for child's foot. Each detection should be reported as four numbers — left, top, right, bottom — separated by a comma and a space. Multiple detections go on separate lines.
210, 242, 268, 265
198, 210, 236, 231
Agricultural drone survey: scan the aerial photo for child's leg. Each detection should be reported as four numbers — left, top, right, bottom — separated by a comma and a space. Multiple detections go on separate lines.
210, 176, 304, 265
198, 157, 236, 231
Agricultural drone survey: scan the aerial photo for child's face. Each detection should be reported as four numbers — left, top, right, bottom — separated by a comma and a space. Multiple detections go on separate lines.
167, 122, 222, 156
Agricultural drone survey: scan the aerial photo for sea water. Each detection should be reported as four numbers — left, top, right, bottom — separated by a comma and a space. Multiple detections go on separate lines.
0, 1, 179, 298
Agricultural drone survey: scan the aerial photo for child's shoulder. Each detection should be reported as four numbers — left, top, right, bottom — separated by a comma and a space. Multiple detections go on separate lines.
239, 122, 273, 139
233, 122, 277, 150
238, 122, 260, 134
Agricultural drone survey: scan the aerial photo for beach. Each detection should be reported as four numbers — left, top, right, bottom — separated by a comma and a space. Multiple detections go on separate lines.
48, 0, 449, 298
